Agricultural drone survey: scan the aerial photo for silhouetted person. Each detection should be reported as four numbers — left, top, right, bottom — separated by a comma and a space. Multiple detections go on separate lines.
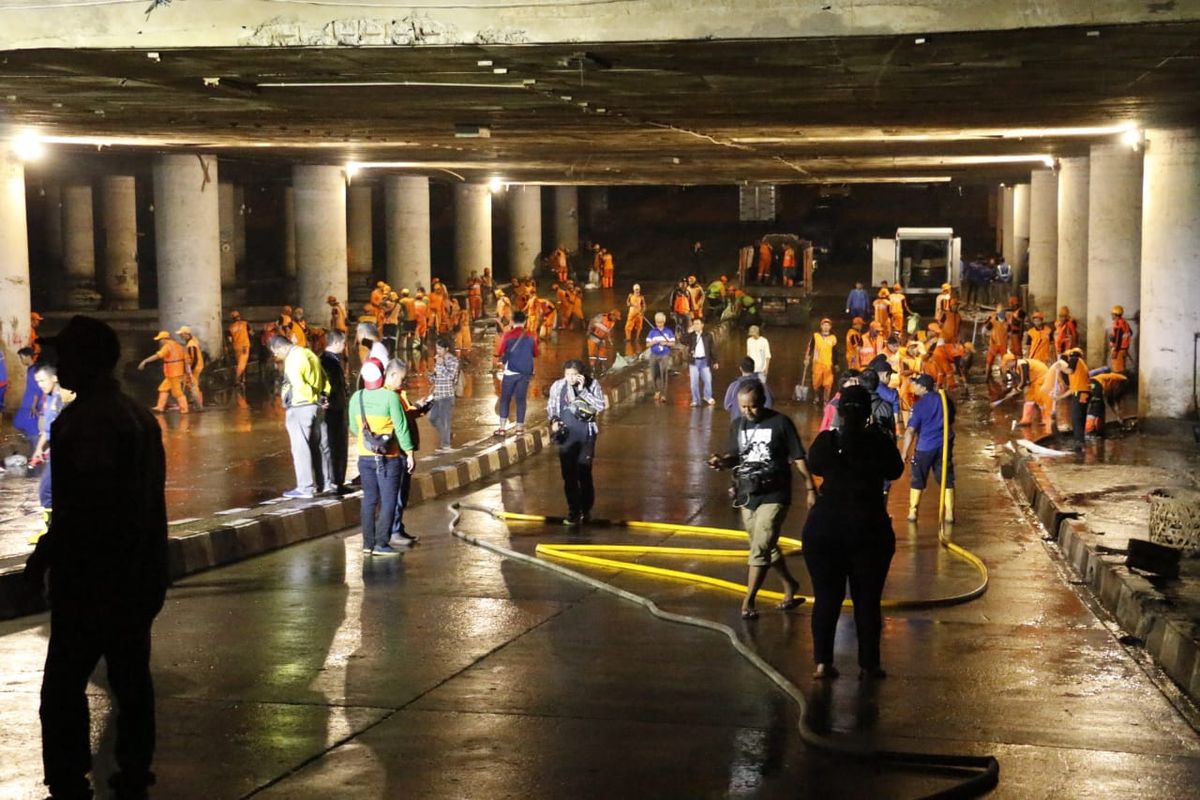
25, 315, 168, 800
320, 330, 350, 491
802, 385, 904, 681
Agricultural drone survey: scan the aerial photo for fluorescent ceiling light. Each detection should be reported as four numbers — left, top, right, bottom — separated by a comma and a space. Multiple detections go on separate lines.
808, 176, 953, 184
257, 80, 527, 90
730, 123, 1137, 144
11, 129, 44, 161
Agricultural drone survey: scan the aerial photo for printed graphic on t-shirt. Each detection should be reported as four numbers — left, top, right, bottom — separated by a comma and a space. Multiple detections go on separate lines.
738, 428, 773, 463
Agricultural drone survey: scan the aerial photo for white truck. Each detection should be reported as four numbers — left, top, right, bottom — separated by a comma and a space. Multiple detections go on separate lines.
872, 227, 962, 311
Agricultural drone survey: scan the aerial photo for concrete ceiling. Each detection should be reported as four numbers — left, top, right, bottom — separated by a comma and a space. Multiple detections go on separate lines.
1, 20, 1198, 185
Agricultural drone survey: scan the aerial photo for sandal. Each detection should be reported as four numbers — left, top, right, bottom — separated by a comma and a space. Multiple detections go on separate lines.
740, 607, 759, 620
493, 428, 508, 437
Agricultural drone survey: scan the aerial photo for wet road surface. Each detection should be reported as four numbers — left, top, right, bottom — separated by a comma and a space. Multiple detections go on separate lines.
1, 293, 1199, 798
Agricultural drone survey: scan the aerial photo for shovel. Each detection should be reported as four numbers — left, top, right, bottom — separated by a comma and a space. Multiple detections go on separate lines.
795, 360, 811, 403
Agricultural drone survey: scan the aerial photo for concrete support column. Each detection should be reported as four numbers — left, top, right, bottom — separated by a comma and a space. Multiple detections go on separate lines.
292, 165, 348, 323
1001, 185, 1015, 264
384, 175, 431, 292
1056, 157, 1090, 344
1028, 169, 1059, 312
282, 186, 297, 279
553, 185, 579, 254
218, 182, 237, 291
1086, 143, 1143, 366
1012, 183, 1030, 285
62, 182, 101, 309
454, 182, 492, 288
508, 185, 542, 279
0, 150, 31, 411
153, 154, 222, 351
1138, 129, 1200, 418
100, 175, 139, 310
347, 184, 374, 290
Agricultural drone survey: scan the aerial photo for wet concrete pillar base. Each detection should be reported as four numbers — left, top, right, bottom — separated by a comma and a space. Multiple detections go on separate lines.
282, 185, 297, 280
293, 165, 348, 322
508, 184, 542, 279
1086, 143, 1143, 366
0, 150, 31, 412
454, 182, 492, 288
100, 175, 139, 310
385, 175, 431, 292
1028, 168, 1059, 313
218, 182, 237, 291
153, 154, 222, 352
348, 184, 374, 292
1012, 182, 1030, 286
554, 185, 579, 254
1057, 156, 1090, 345
1138, 128, 1200, 418
62, 182, 101, 310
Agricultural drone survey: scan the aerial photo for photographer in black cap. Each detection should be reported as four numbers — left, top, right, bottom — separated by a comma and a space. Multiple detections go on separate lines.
25, 315, 168, 800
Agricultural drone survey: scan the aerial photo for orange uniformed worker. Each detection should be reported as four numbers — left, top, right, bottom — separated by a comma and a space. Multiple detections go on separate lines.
1107, 305, 1133, 373
291, 307, 310, 349
804, 318, 838, 405
1054, 306, 1079, 357
428, 278, 448, 333
327, 295, 348, 335
873, 288, 892, 338
984, 309, 1010, 378
467, 274, 483, 320
756, 240, 773, 283
939, 296, 962, 344
625, 284, 647, 342
1023, 311, 1053, 365
413, 291, 430, 340
935, 283, 954, 324
601, 248, 615, 289
889, 283, 911, 340
859, 321, 884, 369
495, 289, 513, 331
138, 331, 189, 413
845, 317, 864, 369
30, 311, 43, 356
1006, 354, 1054, 437
1056, 348, 1091, 450
586, 310, 621, 371
227, 310, 251, 385
176, 326, 205, 409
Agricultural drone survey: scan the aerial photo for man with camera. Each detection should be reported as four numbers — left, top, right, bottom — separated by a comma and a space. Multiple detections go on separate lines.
708, 379, 812, 619
547, 360, 608, 526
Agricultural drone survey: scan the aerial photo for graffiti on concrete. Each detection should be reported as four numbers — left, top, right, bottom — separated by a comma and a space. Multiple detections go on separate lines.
241, 14, 527, 47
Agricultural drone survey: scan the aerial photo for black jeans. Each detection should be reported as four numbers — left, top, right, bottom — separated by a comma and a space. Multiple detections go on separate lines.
803, 536, 895, 669
558, 436, 596, 517
390, 466, 414, 538
325, 408, 348, 487
1071, 394, 1087, 449
41, 605, 157, 797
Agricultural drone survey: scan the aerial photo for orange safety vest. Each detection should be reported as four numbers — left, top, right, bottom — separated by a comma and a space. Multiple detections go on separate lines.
158, 340, 187, 378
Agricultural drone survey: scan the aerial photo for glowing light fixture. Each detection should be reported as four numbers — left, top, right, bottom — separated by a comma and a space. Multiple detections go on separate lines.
488, 176, 504, 192
345, 161, 360, 180
11, 129, 44, 161
1121, 127, 1143, 150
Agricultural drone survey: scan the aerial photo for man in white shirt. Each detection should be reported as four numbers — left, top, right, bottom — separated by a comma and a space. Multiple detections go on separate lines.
746, 324, 771, 381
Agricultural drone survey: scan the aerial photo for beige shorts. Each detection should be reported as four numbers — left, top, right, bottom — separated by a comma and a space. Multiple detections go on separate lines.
740, 502, 789, 567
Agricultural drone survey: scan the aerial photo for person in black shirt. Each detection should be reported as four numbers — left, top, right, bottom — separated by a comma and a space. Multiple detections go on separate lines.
802, 385, 905, 681
320, 330, 350, 491
709, 379, 813, 619
25, 316, 169, 800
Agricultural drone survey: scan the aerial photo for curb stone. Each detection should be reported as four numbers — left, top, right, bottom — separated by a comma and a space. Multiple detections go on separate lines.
1009, 452, 1200, 704
0, 357, 660, 620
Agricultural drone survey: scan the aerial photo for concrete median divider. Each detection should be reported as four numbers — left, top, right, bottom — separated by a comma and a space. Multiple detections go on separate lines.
0, 355, 662, 620
1009, 453, 1200, 705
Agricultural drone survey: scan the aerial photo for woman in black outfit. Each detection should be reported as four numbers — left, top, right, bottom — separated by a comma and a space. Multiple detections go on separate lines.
802, 385, 904, 680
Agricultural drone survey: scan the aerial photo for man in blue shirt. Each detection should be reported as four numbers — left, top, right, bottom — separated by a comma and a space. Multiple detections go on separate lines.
724, 357, 775, 415
845, 281, 870, 320
868, 355, 901, 422
645, 312, 675, 404
901, 375, 956, 523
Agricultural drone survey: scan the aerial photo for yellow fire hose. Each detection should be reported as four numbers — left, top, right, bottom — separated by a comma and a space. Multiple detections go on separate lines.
449, 502, 999, 798
460, 505, 987, 610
